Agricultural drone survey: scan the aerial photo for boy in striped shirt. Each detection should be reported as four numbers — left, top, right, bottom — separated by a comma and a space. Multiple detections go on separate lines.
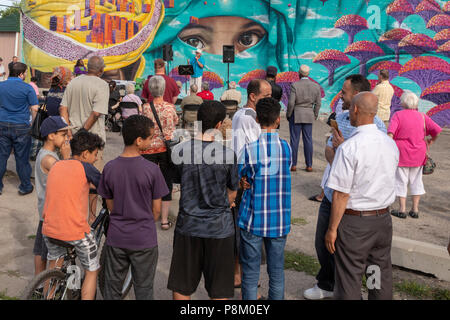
238, 97, 292, 300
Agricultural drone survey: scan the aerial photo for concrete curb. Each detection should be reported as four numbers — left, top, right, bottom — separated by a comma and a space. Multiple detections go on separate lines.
392, 236, 450, 282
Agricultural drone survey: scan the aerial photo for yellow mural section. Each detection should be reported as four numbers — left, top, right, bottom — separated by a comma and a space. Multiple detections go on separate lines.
21, 0, 164, 79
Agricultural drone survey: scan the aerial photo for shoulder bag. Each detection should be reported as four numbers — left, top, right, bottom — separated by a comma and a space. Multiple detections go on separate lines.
31, 101, 49, 140
149, 102, 181, 164
422, 113, 436, 175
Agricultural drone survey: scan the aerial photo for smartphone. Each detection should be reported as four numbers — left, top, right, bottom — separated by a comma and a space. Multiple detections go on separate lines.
330, 119, 339, 131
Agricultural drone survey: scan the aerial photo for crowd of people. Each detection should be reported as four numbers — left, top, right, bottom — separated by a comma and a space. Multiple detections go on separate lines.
0, 53, 446, 301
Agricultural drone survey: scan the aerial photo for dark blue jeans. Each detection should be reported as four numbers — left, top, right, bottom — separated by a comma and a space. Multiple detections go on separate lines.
314, 197, 335, 292
0, 122, 33, 193
239, 228, 287, 300
288, 115, 313, 168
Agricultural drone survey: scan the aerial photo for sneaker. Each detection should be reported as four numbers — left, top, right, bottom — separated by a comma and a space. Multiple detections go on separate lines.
18, 186, 34, 196
303, 284, 334, 300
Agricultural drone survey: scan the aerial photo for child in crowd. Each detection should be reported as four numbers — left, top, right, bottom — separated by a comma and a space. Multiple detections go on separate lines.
33, 116, 72, 276
97, 115, 169, 300
238, 97, 292, 300
42, 130, 104, 300
167, 100, 239, 300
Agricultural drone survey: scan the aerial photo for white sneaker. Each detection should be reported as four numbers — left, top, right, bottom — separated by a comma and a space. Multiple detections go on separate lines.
303, 284, 334, 300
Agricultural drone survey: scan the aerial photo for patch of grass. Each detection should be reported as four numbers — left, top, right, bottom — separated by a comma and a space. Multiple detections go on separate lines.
0, 290, 18, 300
284, 250, 320, 276
394, 280, 450, 300
27, 234, 36, 240
291, 218, 308, 226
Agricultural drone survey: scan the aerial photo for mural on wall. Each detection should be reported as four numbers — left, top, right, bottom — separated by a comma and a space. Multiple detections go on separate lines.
21, 0, 450, 126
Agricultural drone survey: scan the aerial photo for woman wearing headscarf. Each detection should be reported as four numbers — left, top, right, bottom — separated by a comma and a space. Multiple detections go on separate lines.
47, 66, 73, 117
73, 59, 87, 77
143, 0, 298, 99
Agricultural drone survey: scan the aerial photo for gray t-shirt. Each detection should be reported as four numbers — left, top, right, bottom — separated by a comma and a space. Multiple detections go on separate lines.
172, 140, 239, 239
61, 75, 109, 142
35, 148, 59, 221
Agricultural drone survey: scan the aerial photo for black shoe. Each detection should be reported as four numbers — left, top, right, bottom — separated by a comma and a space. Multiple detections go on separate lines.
391, 210, 407, 219
409, 211, 419, 219
18, 186, 33, 196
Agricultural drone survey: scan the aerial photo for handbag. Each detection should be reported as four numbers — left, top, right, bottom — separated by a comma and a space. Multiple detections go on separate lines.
149, 102, 180, 164
31, 103, 49, 140
422, 114, 435, 175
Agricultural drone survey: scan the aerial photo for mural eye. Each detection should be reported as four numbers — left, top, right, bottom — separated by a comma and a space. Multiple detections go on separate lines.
238, 32, 261, 47
183, 37, 205, 49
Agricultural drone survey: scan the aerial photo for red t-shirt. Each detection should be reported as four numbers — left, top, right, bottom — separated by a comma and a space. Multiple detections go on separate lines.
142, 74, 180, 104
197, 90, 214, 100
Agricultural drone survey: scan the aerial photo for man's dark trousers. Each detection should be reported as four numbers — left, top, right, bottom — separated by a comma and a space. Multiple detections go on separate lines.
334, 213, 393, 300
314, 196, 335, 292
288, 115, 313, 168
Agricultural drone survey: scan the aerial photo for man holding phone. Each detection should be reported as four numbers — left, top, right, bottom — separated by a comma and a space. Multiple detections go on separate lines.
303, 74, 386, 300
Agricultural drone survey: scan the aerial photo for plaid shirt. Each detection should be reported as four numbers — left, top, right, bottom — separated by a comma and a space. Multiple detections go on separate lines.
238, 132, 292, 238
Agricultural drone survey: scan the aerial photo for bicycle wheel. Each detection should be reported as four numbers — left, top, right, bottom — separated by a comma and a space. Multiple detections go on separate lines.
21, 269, 80, 300
98, 245, 133, 299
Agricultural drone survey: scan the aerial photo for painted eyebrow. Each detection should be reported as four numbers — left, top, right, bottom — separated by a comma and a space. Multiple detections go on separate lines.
242, 21, 265, 30
181, 24, 213, 33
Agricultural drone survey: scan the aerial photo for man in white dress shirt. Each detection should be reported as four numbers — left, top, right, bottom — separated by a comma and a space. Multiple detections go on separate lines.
324, 92, 399, 300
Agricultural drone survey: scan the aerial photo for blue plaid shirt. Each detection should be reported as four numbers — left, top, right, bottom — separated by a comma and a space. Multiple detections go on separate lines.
238, 132, 292, 238
324, 111, 387, 202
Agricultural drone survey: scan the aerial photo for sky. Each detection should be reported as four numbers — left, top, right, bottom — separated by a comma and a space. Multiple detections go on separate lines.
0, 0, 15, 8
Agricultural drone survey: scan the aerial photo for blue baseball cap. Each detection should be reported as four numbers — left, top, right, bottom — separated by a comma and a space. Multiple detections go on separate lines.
40, 116, 75, 137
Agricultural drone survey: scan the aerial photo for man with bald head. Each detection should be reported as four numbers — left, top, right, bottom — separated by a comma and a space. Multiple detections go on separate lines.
324, 92, 399, 300
60, 55, 108, 157
304, 74, 387, 300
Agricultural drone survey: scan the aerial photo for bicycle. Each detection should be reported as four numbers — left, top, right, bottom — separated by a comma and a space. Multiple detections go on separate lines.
21, 238, 83, 300
21, 199, 133, 300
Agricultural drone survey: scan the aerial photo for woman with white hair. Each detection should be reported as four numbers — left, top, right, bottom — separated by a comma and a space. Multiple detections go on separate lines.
388, 90, 442, 219
121, 82, 143, 118
141, 75, 179, 230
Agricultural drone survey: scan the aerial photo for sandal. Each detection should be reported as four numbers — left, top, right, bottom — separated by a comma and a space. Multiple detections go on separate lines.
391, 210, 407, 219
308, 195, 323, 202
408, 211, 419, 219
161, 221, 173, 230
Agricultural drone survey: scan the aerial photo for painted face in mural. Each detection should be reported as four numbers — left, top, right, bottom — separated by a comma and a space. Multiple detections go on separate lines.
178, 16, 266, 55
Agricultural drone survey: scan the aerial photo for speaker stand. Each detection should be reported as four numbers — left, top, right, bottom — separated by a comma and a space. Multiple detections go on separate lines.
227, 62, 230, 90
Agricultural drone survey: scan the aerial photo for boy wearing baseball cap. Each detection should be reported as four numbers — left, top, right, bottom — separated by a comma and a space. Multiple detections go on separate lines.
33, 116, 72, 278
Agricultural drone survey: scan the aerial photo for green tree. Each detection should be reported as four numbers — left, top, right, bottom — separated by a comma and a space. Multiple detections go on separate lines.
0, 1, 21, 19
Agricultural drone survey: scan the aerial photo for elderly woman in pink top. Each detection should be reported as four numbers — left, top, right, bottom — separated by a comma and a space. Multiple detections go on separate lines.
388, 91, 441, 219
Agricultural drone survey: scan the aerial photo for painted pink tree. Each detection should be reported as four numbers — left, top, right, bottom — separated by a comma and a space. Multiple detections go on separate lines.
405, 0, 421, 10
386, 0, 414, 26
427, 102, 450, 128
444, 2, 450, 15
369, 61, 403, 80
426, 14, 450, 33
398, 33, 438, 57
398, 56, 450, 91
344, 41, 384, 76
434, 29, 450, 46
437, 41, 450, 58
319, 0, 329, 5
414, 0, 442, 24
313, 50, 351, 86
378, 28, 412, 62
421, 80, 450, 105
334, 15, 368, 45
